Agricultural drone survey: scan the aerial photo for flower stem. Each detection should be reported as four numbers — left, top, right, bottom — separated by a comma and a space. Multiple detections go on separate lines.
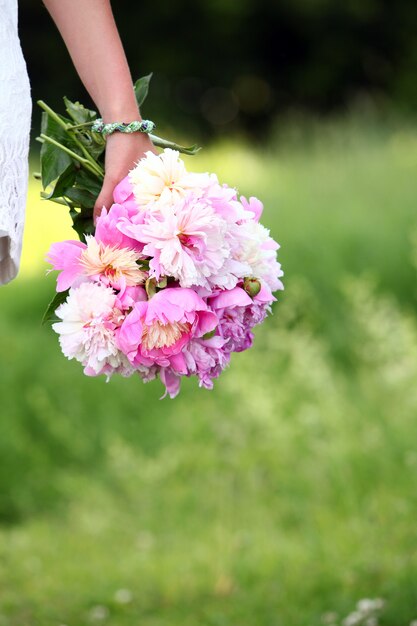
38, 100, 105, 178
37, 100, 69, 131
39, 134, 104, 179
67, 121, 95, 130
149, 134, 201, 155
71, 135, 104, 176
40, 192, 74, 207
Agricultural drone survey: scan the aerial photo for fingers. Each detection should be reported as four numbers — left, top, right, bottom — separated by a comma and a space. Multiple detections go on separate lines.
93, 176, 115, 224
92, 134, 157, 226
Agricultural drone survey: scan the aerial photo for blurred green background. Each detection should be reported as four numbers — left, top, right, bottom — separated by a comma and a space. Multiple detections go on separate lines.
1, 1, 417, 625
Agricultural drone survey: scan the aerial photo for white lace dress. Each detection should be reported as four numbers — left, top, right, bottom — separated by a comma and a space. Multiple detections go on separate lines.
0, 0, 31, 284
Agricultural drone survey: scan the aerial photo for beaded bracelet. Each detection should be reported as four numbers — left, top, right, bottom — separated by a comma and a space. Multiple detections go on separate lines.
91, 118, 156, 137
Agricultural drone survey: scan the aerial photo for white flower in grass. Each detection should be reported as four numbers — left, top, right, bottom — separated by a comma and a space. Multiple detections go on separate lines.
357, 599, 384, 613
343, 612, 362, 626
53, 282, 124, 376
88, 605, 109, 622
114, 588, 133, 604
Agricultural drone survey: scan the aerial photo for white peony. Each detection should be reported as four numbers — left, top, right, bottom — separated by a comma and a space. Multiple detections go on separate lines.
53, 282, 126, 377
233, 220, 284, 292
128, 148, 215, 210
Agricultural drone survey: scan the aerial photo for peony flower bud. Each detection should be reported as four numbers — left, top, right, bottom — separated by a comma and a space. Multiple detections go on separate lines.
202, 329, 216, 340
145, 277, 157, 299
243, 277, 261, 298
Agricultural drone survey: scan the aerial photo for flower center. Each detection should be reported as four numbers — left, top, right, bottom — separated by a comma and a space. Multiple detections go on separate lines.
178, 232, 191, 246
79, 241, 146, 286
104, 265, 117, 278
141, 320, 191, 350
177, 232, 199, 255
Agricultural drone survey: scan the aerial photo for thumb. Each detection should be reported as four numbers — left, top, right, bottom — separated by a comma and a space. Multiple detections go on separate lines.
94, 176, 116, 224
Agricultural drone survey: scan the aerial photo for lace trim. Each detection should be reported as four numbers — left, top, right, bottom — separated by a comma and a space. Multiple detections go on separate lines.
0, 0, 32, 284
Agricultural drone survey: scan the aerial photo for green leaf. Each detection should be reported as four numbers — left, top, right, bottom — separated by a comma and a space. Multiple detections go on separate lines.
40, 191, 75, 210
65, 187, 97, 208
40, 140, 73, 189
69, 208, 95, 243
40, 108, 72, 132
63, 98, 105, 161
134, 73, 153, 108
44, 164, 78, 200
150, 134, 201, 155
75, 169, 103, 197
40, 112, 74, 188
74, 127, 106, 161
42, 289, 69, 325
63, 97, 97, 125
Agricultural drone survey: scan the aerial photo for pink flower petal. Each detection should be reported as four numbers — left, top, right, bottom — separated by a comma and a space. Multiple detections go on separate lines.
160, 368, 181, 399
113, 175, 135, 204
240, 196, 264, 221
169, 351, 188, 374
46, 240, 86, 292
116, 301, 147, 362
254, 283, 277, 303
194, 310, 218, 337
210, 286, 252, 311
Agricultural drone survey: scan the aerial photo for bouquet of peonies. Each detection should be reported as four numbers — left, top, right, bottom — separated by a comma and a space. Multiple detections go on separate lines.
38, 77, 283, 397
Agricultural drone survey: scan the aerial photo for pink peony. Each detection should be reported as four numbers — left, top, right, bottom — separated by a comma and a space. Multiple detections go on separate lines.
47, 236, 147, 292
184, 335, 231, 388
210, 286, 274, 353
79, 236, 146, 290
120, 193, 235, 289
95, 203, 143, 251
117, 287, 218, 368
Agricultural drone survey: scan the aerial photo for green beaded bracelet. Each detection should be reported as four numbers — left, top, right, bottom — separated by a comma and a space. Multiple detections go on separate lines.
91, 118, 156, 137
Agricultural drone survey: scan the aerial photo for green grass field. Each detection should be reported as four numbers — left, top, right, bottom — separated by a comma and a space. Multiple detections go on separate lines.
1, 116, 417, 625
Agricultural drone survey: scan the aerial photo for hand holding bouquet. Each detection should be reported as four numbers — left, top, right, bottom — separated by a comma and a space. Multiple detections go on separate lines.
38, 77, 283, 398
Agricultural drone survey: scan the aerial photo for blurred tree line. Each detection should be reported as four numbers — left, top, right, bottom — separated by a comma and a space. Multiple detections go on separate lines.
20, 0, 417, 140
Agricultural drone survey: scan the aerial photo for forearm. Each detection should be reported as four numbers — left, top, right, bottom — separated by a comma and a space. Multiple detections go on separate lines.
43, 0, 140, 122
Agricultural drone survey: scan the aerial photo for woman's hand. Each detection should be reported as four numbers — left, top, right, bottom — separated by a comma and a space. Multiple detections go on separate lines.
93, 132, 157, 223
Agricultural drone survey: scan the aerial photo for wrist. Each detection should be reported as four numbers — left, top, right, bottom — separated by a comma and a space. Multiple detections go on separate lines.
102, 112, 142, 124
100, 100, 141, 124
